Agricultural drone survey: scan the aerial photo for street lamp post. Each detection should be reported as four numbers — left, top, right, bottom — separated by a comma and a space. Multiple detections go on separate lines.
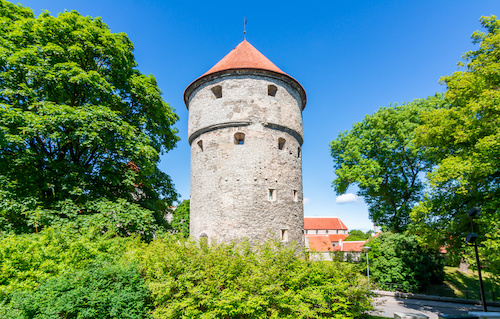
466, 207, 487, 312
363, 246, 371, 289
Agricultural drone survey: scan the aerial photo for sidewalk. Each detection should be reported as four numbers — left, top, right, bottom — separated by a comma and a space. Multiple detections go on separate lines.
372, 291, 500, 319
374, 290, 500, 307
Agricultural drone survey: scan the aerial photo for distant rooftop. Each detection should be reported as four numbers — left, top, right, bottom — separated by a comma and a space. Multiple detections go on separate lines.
304, 217, 348, 230
334, 241, 366, 252
307, 235, 334, 252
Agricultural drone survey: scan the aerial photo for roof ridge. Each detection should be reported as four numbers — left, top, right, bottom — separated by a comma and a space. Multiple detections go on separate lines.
304, 216, 340, 219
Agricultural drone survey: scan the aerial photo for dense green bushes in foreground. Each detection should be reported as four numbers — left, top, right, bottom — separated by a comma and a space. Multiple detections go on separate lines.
366, 232, 445, 293
0, 228, 373, 318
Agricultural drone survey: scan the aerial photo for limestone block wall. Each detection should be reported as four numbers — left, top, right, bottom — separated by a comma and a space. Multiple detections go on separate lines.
187, 75, 303, 140
187, 74, 304, 243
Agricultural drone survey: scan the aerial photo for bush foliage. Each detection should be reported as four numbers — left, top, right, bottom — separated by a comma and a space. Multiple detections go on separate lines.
8, 262, 151, 319
170, 199, 190, 238
0, 227, 149, 318
138, 236, 372, 319
0, 228, 374, 318
367, 232, 444, 292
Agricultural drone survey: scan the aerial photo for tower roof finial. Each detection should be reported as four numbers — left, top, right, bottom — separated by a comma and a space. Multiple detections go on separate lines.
243, 17, 247, 40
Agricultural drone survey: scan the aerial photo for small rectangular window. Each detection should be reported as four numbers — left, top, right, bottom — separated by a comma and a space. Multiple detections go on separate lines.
293, 190, 298, 202
268, 188, 276, 201
211, 85, 222, 98
234, 132, 245, 145
281, 229, 289, 242
278, 138, 286, 150
268, 84, 277, 97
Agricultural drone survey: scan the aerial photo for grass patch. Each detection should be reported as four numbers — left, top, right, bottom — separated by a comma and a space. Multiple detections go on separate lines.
426, 266, 500, 301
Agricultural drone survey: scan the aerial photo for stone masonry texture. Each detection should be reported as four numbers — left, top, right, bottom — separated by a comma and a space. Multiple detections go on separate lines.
187, 73, 305, 243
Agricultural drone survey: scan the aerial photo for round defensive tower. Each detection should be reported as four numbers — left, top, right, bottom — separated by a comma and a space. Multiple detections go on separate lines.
184, 40, 307, 243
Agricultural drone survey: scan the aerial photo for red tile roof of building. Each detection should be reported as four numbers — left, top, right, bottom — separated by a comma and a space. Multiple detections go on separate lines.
333, 241, 367, 252
328, 234, 349, 242
304, 217, 348, 230
202, 40, 286, 77
306, 235, 334, 252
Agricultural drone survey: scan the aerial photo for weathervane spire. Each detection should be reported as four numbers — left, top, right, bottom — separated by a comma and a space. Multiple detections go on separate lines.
243, 17, 247, 40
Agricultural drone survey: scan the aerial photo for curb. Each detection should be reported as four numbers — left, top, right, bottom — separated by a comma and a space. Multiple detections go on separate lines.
373, 290, 500, 307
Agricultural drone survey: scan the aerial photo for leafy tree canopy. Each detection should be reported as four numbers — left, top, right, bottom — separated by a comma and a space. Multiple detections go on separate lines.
366, 232, 444, 293
170, 199, 189, 238
410, 16, 500, 278
330, 94, 448, 232
344, 229, 373, 241
0, 1, 179, 236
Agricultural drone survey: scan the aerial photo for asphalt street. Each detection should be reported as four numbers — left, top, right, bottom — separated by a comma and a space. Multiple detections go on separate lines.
372, 295, 500, 319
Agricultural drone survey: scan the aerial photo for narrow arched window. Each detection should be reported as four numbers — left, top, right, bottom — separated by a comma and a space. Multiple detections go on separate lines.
211, 85, 222, 99
197, 140, 203, 151
234, 132, 245, 145
278, 138, 286, 150
268, 188, 276, 201
293, 190, 298, 202
297, 146, 301, 158
268, 84, 277, 97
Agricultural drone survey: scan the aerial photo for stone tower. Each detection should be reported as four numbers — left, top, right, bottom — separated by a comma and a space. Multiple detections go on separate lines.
184, 40, 307, 243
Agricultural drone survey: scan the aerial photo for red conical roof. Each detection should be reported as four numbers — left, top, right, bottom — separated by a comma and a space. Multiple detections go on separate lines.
184, 40, 306, 109
202, 40, 286, 77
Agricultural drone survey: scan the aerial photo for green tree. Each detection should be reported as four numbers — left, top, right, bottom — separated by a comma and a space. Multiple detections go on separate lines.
170, 199, 189, 238
411, 16, 500, 278
330, 94, 447, 232
366, 232, 444, 293
0, 1, 179, 235
345, 229, 372, 241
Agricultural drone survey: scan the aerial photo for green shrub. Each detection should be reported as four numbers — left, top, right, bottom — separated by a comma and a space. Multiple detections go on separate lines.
367, 232, 444, 292
0, 226, 141, 298
138, 235, 373, 319
0, 227, 149, 318
1, 229, 373, 318
7, 262, 151, 319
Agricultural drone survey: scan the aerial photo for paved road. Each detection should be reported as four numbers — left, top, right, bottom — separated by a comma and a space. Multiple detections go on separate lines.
372, 295, 500, 319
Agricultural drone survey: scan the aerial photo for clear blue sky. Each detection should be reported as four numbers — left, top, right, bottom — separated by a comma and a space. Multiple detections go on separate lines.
19, 0, 500, 231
